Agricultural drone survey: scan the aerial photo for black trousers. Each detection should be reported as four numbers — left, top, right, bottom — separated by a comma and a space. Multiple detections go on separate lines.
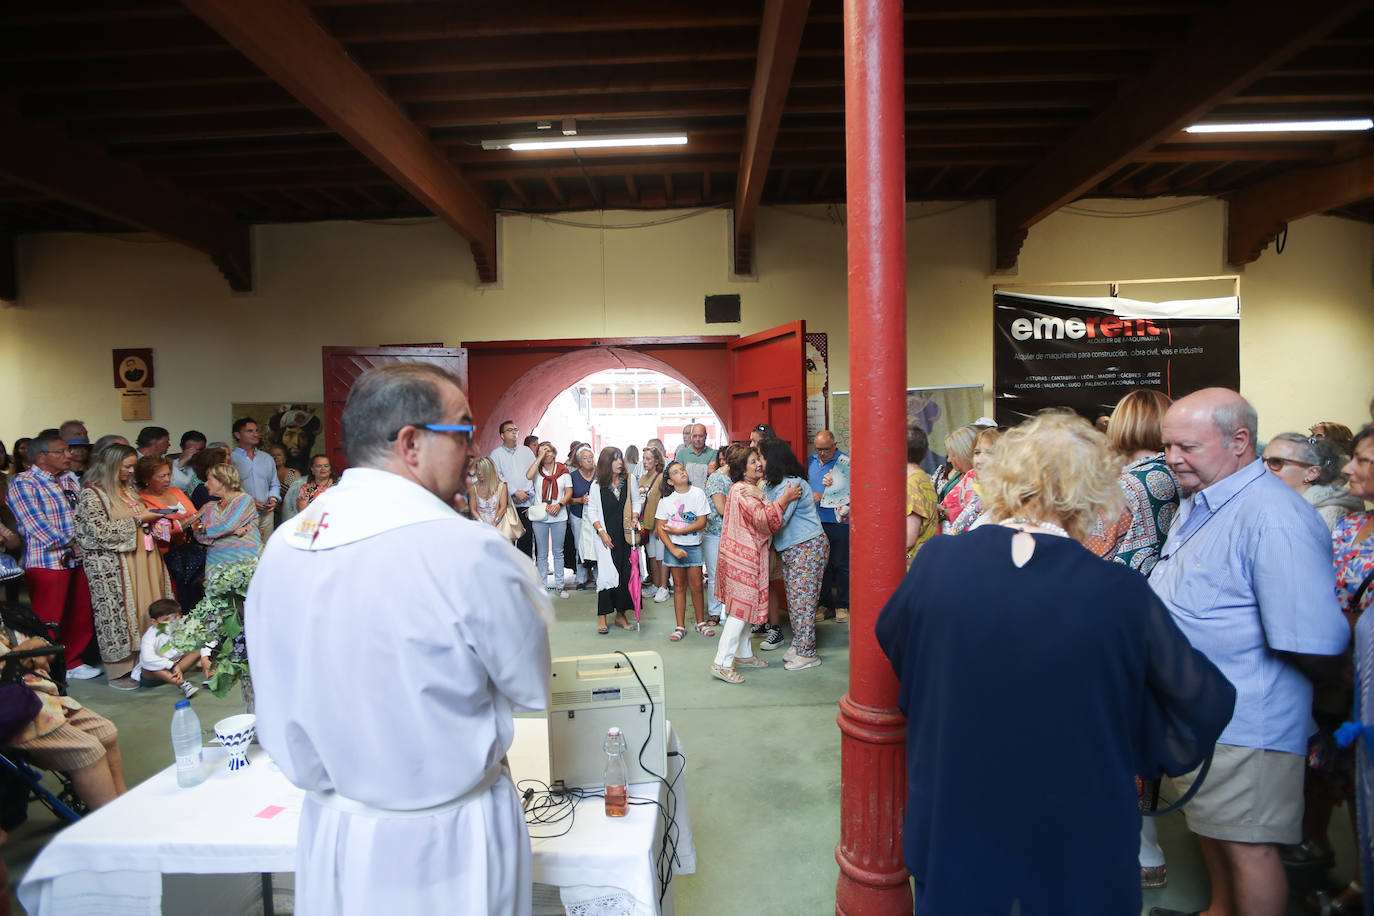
820, 521, 850, 609
516, 507, 534, 557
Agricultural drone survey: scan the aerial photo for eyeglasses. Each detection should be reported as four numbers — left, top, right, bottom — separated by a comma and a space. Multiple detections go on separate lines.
387, 423, 475, 443
1263, 456, 1313, 471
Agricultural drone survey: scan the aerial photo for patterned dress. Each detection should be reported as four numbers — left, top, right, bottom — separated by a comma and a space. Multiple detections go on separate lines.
906, 467, 939, 562
195, 491, 262, 571
1085, 453, 1179, 576
1346, 513, 1374, 898
75, 486, 174, 679
714, 482, 786, 625
940, 469, 978, 534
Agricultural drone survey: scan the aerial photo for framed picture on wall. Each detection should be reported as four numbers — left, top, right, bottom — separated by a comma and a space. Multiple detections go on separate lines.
229, 403, 325, 478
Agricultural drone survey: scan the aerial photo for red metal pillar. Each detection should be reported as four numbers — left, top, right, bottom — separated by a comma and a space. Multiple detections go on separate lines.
835, 0, 910, 913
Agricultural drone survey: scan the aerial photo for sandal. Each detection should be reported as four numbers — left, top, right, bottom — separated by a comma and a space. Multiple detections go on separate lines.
694, 621, 716, 637
669, 626, 686, 642
597, 623, 609, 635
711, 663, 745, 684
615, 613, 635, 630
707, 616, 720, 626
734, 656, 768, 668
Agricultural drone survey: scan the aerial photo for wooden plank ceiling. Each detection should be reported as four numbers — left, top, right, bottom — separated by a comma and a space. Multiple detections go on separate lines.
0, 0, 1371, 287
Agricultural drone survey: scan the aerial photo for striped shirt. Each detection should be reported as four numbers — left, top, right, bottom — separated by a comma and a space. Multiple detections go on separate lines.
1149, 458, 1348, 754
8, 467, 80, 570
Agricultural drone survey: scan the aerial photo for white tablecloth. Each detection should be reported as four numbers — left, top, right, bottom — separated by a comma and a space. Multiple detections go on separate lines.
18, 718, 694, 916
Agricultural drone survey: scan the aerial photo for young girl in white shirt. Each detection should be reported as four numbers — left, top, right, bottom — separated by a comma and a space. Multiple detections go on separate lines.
655, 461, 714, 642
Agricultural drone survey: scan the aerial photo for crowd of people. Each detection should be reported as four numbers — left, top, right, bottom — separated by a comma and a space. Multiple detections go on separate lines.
5, 377, 1374, 915
468, 421, 853, 679
882, 388, 1374, 916
0, 420, 340, 813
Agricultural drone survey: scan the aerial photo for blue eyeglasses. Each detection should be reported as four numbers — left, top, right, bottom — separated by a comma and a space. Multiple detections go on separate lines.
387, 423, 475, 442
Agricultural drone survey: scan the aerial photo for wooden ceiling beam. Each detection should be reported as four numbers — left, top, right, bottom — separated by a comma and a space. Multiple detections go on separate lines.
73, 110, 330, 144
545, 177, 566, 206
994, 0, 1367, 271
0, 96, 251, 290
625, 174, 638, 203
0, 233, 15, 305
182, 0, 498, 283
503, 179, 528, 207
27, 83, 303, 120
1227, 149, 1374, 265
735, 0, 809, 275
320, 1, 762, 42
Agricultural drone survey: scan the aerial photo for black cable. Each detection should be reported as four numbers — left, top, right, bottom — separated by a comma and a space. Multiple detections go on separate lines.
613, 650, 682, 904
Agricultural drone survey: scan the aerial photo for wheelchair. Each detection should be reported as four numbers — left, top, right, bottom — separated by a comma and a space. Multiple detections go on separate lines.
0, 601, 88, 829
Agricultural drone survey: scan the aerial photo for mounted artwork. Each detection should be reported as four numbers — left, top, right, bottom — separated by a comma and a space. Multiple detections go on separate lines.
229, 403, 325, 478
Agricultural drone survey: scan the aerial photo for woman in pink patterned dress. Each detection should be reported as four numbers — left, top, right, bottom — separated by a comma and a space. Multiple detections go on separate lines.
710, 448, 801, 684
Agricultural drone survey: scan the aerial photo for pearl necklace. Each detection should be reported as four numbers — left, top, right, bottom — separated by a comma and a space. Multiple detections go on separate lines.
1000, 517, 1070, 539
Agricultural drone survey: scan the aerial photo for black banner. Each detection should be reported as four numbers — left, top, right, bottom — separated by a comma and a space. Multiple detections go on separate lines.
993, 293, 1240, 426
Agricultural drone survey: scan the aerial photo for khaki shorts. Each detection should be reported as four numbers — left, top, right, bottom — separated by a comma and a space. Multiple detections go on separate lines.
1168, 743, 1303, 844
14, 706, 117, 771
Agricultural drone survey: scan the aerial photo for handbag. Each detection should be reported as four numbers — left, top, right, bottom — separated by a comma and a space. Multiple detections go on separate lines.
495, 484, 524, 541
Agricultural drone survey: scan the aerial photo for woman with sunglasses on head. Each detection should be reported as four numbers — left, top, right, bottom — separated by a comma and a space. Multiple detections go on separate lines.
584, 447, 642, 634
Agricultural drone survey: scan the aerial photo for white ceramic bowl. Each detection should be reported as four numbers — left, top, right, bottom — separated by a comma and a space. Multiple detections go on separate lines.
213, 713, 257, 750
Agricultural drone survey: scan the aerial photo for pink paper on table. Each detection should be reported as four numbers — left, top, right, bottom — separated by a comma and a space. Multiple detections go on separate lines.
255, 805, 286, 819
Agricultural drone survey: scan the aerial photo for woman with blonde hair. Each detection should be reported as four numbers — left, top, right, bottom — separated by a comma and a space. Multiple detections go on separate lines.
74, 444, 174, 687
1087, 389, 1180, 575
467, 456, 509, 535
192, 463, 261, 572
948, 427, 1001, 534
876, 412, 1235, 915
936, 424, 980, 532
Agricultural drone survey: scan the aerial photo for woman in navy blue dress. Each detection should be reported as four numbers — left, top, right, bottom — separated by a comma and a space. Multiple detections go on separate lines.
876, 412, 1235, 916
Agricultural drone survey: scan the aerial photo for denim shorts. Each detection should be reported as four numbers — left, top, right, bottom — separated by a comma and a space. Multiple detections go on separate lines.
663, 543, 703, 567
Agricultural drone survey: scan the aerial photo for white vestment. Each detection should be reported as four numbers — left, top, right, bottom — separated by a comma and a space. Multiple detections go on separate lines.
245, 468, 553, 916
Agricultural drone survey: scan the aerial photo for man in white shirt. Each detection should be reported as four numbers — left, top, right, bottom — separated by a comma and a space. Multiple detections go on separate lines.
230, 418, 279, 545
489, 420, 537, 557
247, 363, 552, 916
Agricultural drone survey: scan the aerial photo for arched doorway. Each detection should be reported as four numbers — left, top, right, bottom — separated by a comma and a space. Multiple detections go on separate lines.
533, 368, 726, 456
464, 339, 732, 456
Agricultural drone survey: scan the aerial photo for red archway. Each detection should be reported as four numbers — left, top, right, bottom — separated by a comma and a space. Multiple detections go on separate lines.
463, 337, 733, 455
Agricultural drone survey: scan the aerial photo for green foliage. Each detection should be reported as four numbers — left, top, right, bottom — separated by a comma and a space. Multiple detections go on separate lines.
167, 559, 257, 699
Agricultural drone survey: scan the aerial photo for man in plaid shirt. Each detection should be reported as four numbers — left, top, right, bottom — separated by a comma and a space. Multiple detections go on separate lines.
9, 432, 101, 679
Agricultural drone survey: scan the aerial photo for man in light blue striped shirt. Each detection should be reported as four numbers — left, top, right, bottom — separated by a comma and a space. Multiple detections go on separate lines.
1148, 389, 1347, 916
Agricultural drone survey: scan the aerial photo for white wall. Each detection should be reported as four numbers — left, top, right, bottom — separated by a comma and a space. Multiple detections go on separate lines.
1, 198, 1370, 446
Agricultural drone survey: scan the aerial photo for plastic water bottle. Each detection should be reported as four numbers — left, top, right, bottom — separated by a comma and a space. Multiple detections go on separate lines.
171, 699, 206, 788
603, 726, 628, 817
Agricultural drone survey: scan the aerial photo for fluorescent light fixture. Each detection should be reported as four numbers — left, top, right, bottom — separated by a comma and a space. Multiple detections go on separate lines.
481, 134, 688, 151
1184, 118, 1373, 134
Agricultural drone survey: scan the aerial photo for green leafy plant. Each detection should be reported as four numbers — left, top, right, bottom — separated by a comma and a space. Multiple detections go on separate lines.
167, 558, 256, 698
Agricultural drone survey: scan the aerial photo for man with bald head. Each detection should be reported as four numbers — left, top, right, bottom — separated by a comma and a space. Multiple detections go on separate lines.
1147, 388, 1348, 916
809, 430, 850, 620
673, 423, 713, 489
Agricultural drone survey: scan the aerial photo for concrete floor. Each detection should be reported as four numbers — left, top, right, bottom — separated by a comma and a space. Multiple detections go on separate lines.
3, 582, 1360, 914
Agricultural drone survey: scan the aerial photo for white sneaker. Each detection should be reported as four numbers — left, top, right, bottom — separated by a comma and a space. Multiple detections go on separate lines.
66, 663, 103, 680
557, 589, 569, 600
179, 681, 200, 699
653, 586, 670, 603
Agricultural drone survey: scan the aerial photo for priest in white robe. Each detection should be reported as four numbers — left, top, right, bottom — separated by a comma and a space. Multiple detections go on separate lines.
245, 362, 552, 916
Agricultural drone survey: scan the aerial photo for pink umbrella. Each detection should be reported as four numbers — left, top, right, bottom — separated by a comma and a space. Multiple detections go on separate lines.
628, 547, 642, 624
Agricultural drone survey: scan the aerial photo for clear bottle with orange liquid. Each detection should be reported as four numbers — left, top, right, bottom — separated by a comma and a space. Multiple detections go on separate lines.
603, 726, 628, 817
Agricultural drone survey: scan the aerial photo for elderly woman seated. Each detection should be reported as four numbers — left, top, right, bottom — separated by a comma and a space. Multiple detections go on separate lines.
876, 411, 1236, 916
0, 629, 127, 809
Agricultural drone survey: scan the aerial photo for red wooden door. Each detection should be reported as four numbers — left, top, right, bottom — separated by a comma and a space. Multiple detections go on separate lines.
321, 346, 469, 472
725, 320, 806, 450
